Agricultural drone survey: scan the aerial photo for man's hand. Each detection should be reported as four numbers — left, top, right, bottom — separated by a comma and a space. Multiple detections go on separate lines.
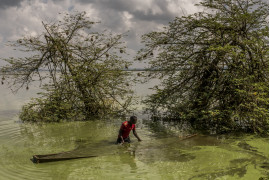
137, 137, 142, 142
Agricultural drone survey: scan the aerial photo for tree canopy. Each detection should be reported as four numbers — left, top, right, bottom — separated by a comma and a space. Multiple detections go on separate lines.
1, 12, 135, 122
137, 0, 269, 134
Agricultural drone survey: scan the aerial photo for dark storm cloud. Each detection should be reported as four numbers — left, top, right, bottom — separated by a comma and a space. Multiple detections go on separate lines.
132, 10, 174, 23
0, 0, 24, 9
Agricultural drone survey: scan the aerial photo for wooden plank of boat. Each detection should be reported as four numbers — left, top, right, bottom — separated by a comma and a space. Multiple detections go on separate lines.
31, 153, 97, 163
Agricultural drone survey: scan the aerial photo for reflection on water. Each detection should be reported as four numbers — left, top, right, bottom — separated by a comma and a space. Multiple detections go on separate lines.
0, 82, 269, 180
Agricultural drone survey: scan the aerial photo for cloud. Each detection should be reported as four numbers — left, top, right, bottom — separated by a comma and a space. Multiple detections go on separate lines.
0, 0, 24, 9
76, 0, 191, 24
0, 0, 68, 59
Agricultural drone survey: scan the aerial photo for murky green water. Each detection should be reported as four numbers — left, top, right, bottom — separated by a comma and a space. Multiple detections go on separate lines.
0, 110, 268, 180
0, 82, 268, 180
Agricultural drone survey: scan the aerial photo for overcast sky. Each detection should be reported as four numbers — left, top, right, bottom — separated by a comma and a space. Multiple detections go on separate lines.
0, 0, 202, 67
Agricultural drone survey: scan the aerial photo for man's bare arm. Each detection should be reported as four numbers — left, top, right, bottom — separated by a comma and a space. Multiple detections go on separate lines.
133, 129, 142, 141
118, 129, 124, 143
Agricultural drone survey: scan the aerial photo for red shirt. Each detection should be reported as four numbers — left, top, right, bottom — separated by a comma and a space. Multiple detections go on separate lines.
119, 121, 136, 139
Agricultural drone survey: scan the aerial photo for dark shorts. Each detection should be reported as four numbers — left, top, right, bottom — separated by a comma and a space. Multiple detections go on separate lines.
116, 137, 131, 144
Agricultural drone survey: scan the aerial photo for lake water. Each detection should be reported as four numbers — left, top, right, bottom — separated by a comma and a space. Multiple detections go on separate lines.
0, 80, 268, 180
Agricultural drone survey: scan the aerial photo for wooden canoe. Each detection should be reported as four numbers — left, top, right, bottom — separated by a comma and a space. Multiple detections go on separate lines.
31, 152, 97, 163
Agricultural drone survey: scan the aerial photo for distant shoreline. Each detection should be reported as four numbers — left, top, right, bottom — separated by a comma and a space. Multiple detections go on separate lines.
0, 68, 163, 75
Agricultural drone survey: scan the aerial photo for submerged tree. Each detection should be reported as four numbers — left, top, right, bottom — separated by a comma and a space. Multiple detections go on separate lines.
1, 12, 135, 122
137, 0, 269, 134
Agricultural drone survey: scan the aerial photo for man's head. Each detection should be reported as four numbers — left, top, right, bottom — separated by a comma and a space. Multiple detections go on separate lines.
129, 116, 137, 124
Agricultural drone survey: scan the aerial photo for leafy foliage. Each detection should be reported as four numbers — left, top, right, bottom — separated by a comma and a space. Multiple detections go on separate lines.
1, 12, 135, 122
137, 0, 269, 134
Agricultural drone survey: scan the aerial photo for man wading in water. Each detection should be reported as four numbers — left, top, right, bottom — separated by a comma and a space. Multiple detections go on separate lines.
116, 116, 142, 144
